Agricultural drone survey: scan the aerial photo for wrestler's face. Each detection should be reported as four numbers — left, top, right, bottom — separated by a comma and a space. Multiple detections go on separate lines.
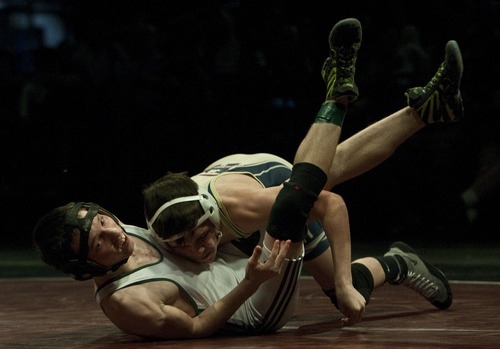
165, 220, 220, 264
71, 210, 134, 267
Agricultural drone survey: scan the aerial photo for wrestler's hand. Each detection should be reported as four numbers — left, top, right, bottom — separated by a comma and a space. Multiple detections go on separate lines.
335, 284, 366, 326
244, 239, 290, 285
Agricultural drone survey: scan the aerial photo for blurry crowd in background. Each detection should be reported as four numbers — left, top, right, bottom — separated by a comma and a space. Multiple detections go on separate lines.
1, 0, 499, 248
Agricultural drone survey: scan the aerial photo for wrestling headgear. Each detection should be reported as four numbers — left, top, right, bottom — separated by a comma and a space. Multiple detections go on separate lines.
147, 188, 220, 242
60, 202, 128, 281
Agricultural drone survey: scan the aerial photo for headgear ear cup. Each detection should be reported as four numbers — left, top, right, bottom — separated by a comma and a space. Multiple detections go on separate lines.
60, 259, 110, 281
198, 188, 220, 230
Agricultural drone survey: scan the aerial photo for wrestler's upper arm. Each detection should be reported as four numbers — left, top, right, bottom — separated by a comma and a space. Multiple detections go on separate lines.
101, 281, 199, 339
223, 185, 283, 233
213, 174, 282, 233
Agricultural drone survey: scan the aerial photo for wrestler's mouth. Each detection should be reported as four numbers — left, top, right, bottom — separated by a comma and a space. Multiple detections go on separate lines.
116, 233, 127, 251
199, 250, 215, 263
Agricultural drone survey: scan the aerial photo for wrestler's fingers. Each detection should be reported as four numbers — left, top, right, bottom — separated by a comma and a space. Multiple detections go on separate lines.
248, 245, 263, 266
341, 308, 365, 327
273, 240, 291, 267
265, 239, 281, 262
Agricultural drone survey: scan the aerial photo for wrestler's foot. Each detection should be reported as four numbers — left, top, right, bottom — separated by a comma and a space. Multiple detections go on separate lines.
321, 18, 362, 102
384, 241, 453, 310
406, 40, 464, 124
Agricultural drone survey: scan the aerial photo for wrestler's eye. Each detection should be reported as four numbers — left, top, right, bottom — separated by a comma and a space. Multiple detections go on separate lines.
199, 232, 208, 241
175, 238, 186, 247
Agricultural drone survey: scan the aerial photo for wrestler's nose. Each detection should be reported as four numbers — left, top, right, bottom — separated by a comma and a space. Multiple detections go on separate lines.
196, 245, 206, 256
102, 226, 122, 237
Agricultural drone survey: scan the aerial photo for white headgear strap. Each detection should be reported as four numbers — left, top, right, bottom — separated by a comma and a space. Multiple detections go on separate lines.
147, 188, 220, 242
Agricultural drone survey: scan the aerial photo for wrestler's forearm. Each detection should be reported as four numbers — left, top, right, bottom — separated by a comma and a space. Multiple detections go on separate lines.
313, 192, 352, 287
193, 240, 290, 337
325, 205, 352, 288
192, 278, 260, 337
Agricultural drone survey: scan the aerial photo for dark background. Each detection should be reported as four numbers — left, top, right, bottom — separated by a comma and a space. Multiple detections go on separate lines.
1, 0, 499, 249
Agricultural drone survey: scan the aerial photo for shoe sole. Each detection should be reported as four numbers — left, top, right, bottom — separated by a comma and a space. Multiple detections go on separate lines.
329, 18, 362, 48
388, 241, 453, 310
445, 40, 463, 85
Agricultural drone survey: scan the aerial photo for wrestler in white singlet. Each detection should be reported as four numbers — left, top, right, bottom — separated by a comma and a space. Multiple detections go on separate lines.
95, 223, 302, 334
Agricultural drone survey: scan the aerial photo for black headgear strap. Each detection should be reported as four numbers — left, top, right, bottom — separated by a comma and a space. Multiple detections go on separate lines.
62, 202, 128, 280
66, 202, 98, 264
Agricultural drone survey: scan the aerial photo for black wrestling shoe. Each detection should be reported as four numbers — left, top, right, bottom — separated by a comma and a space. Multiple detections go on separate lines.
321, 18, 362, 102
384, 241, 453, 310
405, 40, 464, 123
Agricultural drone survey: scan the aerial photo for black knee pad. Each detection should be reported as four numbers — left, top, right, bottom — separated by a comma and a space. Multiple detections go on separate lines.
267, 181, 311, 242
267, 163, 327, 242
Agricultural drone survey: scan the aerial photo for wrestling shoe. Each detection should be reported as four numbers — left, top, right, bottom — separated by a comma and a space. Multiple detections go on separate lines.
321, 18, 362, 102
384, 241, 453, 310
406, 40, 464, 124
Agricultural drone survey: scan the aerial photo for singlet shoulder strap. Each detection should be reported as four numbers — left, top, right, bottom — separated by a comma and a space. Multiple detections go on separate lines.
94, 225, 166, 305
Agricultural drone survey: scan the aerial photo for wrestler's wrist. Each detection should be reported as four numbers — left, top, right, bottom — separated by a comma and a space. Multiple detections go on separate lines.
240, 278, 261, 293
334, 274, 353, 289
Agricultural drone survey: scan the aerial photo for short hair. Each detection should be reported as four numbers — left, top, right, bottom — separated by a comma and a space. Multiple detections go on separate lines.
32, 202, 78, 270
143, 172, 202, 240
